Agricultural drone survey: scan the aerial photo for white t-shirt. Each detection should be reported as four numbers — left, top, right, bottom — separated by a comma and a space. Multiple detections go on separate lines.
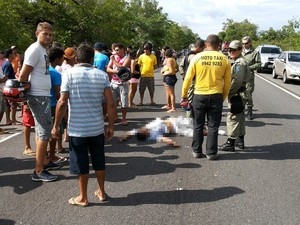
56, 63, 72, 74
23, 42, 51, 96
129, 118, 167, 142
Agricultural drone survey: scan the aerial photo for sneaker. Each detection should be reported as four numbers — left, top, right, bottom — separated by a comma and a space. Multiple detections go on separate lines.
31, 170, 57, 182
44, 161, 63, 171
192, 152, 206, 158
206, 154, 219, 160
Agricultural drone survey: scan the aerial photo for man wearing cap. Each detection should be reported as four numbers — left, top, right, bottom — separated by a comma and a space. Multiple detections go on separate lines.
179, 39, 205, 118
56, 47, 77, 74
137, 42, 157, 106
241, 36, 261, 120
93, 42, 109, 72
220, 40, 250, 152
181, 34, 231, 160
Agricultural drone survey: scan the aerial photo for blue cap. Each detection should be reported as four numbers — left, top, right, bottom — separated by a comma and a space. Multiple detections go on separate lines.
94, 42, 103, 50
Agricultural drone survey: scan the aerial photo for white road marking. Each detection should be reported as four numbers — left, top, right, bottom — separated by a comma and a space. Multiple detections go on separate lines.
256, 73, 300, 101
0, 132, 23, 143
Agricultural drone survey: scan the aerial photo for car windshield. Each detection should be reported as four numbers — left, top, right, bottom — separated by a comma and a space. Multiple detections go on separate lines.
261, 47, 281, 54
288, 53, 300, 62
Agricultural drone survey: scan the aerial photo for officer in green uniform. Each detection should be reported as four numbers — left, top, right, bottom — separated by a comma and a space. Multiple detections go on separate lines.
220, 40, 250, 151
241, 36, 261, 120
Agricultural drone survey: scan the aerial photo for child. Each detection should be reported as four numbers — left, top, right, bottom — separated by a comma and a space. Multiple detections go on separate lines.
22, 102, 36, 156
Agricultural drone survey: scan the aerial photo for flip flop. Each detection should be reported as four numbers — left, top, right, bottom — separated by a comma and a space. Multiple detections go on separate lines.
68, 197, 88, 207
167, 109, 176, 113
23, 148, 36, 156
161, 105, 171, 109
150, 102, 157, 106
0, 130, 9, 135
94, 191, 110, 203
138, 103, 144, 106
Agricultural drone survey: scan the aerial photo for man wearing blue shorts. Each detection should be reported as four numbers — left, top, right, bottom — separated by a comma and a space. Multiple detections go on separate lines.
51, 44, 116, 207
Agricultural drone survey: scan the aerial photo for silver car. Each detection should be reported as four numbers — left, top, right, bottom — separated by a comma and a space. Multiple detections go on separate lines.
272, 51, 300, 83
255, 44, 282, 72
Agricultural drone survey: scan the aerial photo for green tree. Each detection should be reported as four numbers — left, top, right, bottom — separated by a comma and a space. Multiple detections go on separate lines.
257, 17, 300, 50
0, 0, 32, 51
219, 19, 258, 42
0, 0, 203, 53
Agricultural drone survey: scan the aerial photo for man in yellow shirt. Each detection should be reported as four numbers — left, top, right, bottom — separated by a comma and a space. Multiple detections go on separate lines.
137, 42, 157, 106
181, 34, 231, 160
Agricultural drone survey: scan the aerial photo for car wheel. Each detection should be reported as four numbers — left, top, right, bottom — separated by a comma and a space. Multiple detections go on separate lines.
272, 68, 278, 79
283, 71, 289, 83
257, 67, 262, 73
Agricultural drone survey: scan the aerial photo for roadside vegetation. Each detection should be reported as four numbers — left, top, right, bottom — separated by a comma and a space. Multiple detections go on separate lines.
0, 0, 299, 52
218, 18, 300, 51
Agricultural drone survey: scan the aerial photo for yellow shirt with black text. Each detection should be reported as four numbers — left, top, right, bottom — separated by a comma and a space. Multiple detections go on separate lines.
182, 51, 231, 100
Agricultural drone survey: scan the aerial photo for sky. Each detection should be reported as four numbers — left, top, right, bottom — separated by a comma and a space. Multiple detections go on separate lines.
157, 0, 300, 39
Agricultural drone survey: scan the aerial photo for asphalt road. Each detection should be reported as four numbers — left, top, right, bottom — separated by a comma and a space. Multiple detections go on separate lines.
1, 69, 300, 225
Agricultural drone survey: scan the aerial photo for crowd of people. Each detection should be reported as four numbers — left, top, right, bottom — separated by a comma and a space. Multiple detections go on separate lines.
0, 21, 261, 207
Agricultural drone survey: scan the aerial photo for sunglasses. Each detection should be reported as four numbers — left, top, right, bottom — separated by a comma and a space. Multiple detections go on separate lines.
228, 48, 238, 52
242, 42, 249, 45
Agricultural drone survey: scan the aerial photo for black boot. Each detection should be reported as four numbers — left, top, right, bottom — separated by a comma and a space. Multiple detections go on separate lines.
235, 136, 245, 149
247, 106, 253, 120
220, 138, 235, 152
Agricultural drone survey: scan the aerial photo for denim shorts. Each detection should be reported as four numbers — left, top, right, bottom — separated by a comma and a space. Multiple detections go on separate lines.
26, 95, 52, 140
163, 75, 177, 86
69, 134, 105, 175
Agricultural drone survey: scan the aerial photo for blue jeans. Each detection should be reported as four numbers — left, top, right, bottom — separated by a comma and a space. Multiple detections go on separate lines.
192, 94, 223, 156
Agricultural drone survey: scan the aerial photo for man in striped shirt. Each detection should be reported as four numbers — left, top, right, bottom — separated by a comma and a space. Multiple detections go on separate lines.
52, 44, 116, 207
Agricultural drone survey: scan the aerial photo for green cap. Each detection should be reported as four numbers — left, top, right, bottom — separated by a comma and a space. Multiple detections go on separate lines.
229, 40, 242, 49
242, 36, 251, 43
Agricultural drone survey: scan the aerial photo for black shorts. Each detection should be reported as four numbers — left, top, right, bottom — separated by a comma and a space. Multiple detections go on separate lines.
69, 134, 105, 175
